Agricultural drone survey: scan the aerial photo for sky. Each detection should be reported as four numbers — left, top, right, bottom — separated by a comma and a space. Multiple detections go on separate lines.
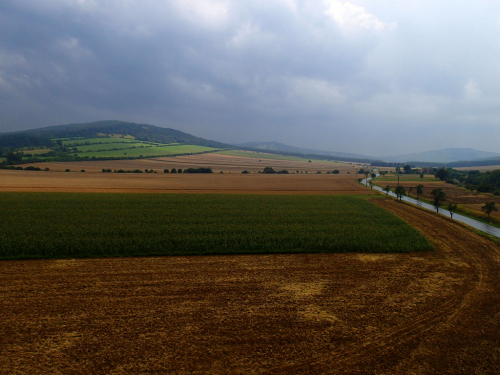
1, 0, 499, 156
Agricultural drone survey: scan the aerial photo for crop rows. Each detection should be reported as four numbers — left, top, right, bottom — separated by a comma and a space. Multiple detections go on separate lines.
0, 193, 433, 259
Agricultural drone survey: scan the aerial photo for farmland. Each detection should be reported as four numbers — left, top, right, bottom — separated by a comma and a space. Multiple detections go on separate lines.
2, 151, 500, 373
73, 144, 217, 158
0, 193, 433, 260
0, 152, 370, 194
2, 199, 500, 374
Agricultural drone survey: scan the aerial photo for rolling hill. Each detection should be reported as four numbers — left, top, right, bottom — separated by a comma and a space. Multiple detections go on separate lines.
0, 121, 231, 149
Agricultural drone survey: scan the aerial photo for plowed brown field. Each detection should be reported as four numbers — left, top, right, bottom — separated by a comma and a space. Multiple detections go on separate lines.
2, 199, 500, 374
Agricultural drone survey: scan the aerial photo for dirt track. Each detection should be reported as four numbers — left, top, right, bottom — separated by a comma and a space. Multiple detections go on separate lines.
1, 199, 500, 374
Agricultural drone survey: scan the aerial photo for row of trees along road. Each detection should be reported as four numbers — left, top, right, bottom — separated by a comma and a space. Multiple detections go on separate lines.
373, 175, 498, 222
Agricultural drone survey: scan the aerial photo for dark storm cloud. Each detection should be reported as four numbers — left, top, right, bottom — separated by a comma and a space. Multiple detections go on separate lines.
1, 0, 499, 155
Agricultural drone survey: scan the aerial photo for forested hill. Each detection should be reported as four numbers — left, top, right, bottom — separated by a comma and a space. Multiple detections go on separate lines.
0, 121, 231, 149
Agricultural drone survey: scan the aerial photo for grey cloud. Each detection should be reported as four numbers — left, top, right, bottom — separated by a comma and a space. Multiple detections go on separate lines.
1, 1, 499, 155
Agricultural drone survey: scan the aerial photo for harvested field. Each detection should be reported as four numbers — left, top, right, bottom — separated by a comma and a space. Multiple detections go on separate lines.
1, 199, 500, 374
0, 170, 370, 194
1, 152, 369, 194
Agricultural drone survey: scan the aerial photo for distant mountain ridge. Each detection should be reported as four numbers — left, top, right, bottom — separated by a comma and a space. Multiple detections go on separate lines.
236, 141, 369, 160
380, 148, 500, 164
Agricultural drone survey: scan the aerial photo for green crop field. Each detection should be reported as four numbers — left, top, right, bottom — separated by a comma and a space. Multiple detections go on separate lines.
73, 145, 219, 158
62, 138, 139, 146
0, 193, 433, 260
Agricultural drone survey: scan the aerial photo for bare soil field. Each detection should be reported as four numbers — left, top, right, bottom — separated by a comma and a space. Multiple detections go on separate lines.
1, 199, 500, 374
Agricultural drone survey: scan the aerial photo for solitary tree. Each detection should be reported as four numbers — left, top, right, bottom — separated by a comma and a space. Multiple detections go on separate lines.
371, 172, 376, 179
481, 202, 498, 222
394, 185, 406, 201
403, 164, 412, 174
447, 202, 458, 218
383, 185, 391, 196
368, 180, 374, 190
431, 188, 446, 212
416, 184, 424, 200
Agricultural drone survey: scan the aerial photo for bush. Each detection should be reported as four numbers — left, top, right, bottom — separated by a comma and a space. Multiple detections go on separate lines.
242, 170, 250, 174
164, 169, 170, 173
81, 170, 85, 172
102, 169, 112, 173
65, 169, 70, 172
171, 168, 177, 173
24, 166, 41, 171
184, 167, 213, 173
332, 170, 340, 174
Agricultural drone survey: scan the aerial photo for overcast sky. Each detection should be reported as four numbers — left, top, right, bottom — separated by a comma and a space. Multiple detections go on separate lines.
1, 1, 499, 156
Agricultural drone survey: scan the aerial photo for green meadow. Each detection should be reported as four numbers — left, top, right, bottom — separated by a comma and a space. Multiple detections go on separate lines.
73, 144, 217, 158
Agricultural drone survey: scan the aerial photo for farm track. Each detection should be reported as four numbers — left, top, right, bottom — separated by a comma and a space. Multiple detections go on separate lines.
1, 200, 500, 374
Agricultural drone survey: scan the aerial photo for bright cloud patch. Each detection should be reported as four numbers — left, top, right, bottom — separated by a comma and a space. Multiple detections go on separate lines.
324, 0, 396, 30
174, 0, 229, 27
464, 79, 481, 99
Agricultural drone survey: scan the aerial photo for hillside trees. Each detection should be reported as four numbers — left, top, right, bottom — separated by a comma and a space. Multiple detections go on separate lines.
435, 168, 449, 181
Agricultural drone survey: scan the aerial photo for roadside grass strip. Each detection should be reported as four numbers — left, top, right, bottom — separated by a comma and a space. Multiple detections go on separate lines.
0, 193, 433, 259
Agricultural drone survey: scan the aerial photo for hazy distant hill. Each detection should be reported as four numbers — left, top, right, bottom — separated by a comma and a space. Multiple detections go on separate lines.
381, 148, 500, 164
0, 121, 231, 149
237, 141, 369, 160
